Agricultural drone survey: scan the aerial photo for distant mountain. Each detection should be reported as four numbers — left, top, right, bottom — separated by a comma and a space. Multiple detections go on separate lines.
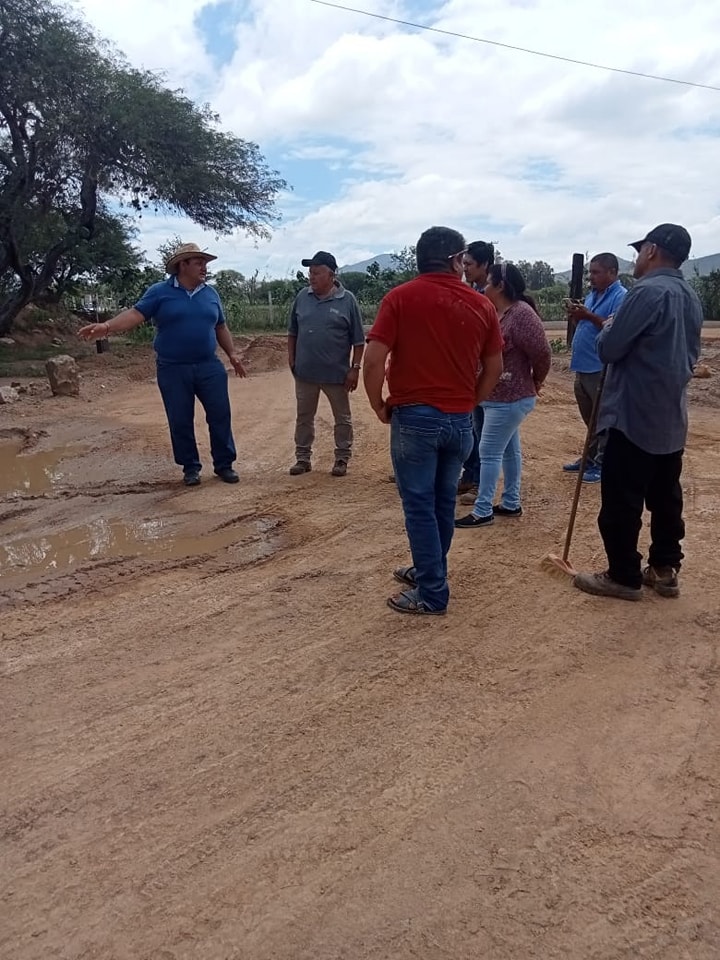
555, 252, 720, 282
682, 252, 720, 277
345, 251, 720, 280
554, 257, 634, 283
340, 253, 395, 273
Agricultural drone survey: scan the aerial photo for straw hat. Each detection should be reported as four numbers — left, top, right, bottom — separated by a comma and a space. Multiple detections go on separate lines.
165, 242, 217, 274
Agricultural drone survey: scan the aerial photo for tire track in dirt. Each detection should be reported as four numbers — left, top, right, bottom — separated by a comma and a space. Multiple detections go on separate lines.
1, 355, 719, 959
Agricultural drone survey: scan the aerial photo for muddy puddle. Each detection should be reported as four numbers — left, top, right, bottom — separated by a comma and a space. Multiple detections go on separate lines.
0, 516, 281, 578
0, 439, 82, 496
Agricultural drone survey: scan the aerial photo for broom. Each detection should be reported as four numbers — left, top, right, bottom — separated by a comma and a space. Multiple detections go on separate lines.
541, 365, 607, 578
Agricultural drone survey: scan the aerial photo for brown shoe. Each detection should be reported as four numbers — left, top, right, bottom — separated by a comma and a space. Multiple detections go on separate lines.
642, 565, 680, 598
457, 481, 476, 495
331, 459, 348, 477
459, 488, 478, 505
289, 460, 311, 475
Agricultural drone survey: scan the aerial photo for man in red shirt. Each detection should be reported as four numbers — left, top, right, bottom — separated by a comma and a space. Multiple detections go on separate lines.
363, 226, 504, 615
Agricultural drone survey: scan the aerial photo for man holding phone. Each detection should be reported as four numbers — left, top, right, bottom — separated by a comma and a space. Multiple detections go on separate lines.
563, 253, 627, 483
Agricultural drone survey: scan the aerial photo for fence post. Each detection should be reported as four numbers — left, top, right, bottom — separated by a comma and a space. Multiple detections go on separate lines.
567, 253, 584, 346
267, 292, 273, 326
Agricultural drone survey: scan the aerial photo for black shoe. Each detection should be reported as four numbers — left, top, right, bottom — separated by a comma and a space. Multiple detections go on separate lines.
183, 471, 201, 487
455, 513, 494, 528
215, 468, 239, 484
289, 460, 312, 475
493, 505, 523, 517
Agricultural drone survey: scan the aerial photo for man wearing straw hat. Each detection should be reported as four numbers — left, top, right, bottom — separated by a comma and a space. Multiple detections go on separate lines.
79, 241, 246, 487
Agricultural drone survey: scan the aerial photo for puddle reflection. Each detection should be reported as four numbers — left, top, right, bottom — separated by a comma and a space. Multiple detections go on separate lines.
0, 440, 78, 495
0, 517, 276, 576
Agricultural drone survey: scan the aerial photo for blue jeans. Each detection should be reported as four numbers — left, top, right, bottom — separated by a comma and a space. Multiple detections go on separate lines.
391, 405, 474, 611
460, 405, 485, 486
156, 357, 236, 474
472, 397, 536, 518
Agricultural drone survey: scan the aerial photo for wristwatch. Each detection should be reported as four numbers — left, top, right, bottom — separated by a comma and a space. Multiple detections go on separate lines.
351, 363, 361, 370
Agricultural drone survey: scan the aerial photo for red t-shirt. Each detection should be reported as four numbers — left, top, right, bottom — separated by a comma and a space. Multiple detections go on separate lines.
367, 273, 504, 413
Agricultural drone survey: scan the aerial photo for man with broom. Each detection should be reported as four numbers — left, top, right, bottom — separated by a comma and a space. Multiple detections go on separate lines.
573, 224, 703, 601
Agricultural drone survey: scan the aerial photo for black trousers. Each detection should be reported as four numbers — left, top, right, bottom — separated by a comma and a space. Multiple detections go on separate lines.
599, 429, 685, 589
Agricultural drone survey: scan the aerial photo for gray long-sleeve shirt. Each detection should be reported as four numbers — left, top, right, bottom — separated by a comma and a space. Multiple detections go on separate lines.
596, 268, 703, 455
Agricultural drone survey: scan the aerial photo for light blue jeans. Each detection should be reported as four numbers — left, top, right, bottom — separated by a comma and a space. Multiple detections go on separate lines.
472, 397, 536, 518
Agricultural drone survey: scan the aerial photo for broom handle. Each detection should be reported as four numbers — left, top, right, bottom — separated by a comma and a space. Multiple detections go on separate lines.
562, 365, 608, 563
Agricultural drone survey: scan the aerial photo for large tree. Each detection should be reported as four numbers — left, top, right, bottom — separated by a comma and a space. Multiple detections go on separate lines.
0, 0, 286, 333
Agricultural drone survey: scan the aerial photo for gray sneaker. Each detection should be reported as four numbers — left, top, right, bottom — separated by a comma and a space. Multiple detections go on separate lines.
573, 570, 642, 602
642, 565, 680, 598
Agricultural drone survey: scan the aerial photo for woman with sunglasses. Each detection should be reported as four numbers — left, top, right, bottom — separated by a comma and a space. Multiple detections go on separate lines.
455, 261, 551, 527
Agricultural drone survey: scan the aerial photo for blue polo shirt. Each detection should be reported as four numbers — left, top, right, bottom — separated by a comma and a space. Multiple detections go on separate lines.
570, 280, 627, 374
134, 278, 225, 364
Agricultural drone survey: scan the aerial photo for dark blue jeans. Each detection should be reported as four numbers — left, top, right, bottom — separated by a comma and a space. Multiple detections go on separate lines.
156, 357, 236, 474
460, 405, 485, 486
391, 405, 474, 611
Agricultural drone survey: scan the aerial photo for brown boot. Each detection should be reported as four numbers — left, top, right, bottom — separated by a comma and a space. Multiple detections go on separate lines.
457, 480, 476, 495
642, 565, 680, 598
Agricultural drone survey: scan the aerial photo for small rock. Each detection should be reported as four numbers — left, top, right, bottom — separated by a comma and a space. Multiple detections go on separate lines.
693, 363, 712, 379
51, 337, 64, 346
45, 354, 80, 397
0, 385, 19, 404
0, 336, 16, 346
10, 380, 21, 388
17, 385, 28, 395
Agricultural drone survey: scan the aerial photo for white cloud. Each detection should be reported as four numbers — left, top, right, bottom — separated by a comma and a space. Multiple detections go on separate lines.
77, 0, 720, 273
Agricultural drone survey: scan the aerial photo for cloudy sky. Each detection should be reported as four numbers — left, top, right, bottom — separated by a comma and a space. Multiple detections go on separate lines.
76, 0, 720, 277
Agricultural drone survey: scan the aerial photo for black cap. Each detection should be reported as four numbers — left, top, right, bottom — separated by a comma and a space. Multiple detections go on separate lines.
301, 250, 337, 270
629, 223, 692, 263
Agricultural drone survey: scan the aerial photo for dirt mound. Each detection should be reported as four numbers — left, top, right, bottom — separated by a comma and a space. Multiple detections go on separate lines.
239, 334, 287, 373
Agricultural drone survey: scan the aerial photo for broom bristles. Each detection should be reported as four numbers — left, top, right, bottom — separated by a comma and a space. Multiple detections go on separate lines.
539, 552, 577, 578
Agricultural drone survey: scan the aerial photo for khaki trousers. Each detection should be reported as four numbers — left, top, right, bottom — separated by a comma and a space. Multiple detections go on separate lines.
294, 378, 353, 462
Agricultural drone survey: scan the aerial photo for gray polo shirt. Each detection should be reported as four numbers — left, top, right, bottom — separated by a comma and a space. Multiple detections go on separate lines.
288, 283, 365, 384
597, 268, 703, 455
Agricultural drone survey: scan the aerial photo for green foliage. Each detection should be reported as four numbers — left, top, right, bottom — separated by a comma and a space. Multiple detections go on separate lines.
690, 269, 720, 320
533, 284, 569, 322
0, 0, 285, 333
517, 259, 556, 290
549, 337, 567, 354
390, 245, 417, 278
213, 269, 246, 304
339, 271, 368, 296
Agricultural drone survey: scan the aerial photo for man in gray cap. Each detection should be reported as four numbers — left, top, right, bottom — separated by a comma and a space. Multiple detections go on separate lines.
287, 251, 365, 477
574, 224, 703, 601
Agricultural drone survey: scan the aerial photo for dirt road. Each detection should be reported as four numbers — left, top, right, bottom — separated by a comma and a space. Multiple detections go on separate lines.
2, 339, 720, 959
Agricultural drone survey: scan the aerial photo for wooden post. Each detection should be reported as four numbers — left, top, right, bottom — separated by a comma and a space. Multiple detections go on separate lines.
94, 291, 110, 353
567, 253, 584, 346
267, 291, 273, 325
